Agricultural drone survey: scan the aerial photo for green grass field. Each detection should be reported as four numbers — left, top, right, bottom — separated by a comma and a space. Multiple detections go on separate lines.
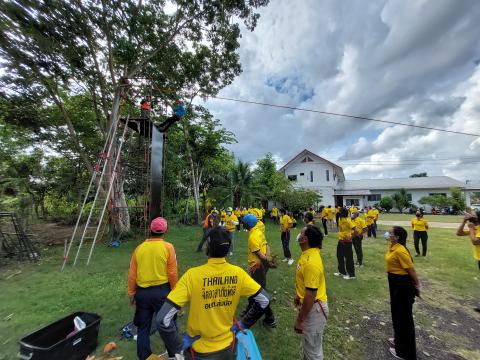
1, 221, 479, 360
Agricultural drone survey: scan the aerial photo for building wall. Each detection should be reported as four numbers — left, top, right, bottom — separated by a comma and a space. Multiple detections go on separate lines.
284, 161, 339, 188
362, 188, 454, 211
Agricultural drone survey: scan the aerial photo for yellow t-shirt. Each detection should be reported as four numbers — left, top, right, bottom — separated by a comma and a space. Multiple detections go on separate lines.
365, 210, 375, 226
220, 211, 227, 222
271, 207, 278, 217
353, 217, 367, 232
338, 217, 355, 241
280, 214, 293, 232
349, 207, 358, 213
234, 209, 241, 218
463, 225, 480, 261
411, 217, 428, 232
224, 214, 238, 232
295, 247, 327, 302
248, 226, 267, 267
326, 208, 335, 220
241, 209, 248, 216
321, 208, 328, 219
373, 208, 379, 220
257, 220, 266, 234
167, 258, 261, 353
385, 243, 414, 275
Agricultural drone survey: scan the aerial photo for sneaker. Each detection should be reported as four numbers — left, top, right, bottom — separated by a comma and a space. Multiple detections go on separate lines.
415, 254, 420, 257
333, 272, 344, 277
343, 275, 356, 280
281, 258, 289, 262
287, 259, 295, 266
388, 347, 406, 359
388, 338, 395, 346
229, 252, 233, 256
263, 319, 277, 328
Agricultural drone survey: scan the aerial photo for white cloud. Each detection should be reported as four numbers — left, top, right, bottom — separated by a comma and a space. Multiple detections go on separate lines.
201, 0, 480, 181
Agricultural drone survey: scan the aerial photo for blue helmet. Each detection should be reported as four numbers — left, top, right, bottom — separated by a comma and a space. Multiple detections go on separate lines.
242, 214, 257, 228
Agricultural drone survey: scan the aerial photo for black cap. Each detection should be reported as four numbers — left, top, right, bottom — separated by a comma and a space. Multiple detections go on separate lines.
207, 226, 231, 258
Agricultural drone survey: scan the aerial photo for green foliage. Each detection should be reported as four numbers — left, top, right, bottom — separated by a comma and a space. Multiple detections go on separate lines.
409, 172, 427, 178
277, 187, 321, 212
419, 187, 466, 214
379, 196, 394, 213
253, 153, 290, 204
391, 188, 411, 213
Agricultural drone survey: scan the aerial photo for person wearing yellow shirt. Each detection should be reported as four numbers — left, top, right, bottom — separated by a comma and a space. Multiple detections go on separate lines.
128, 217, 178, 360
384, 226, 421, 360
366, 206, 377, 238
326, 205, 335, 231
241, 214, 277, 328
293, 225, 328, 359
223, 207, 239, 256
334, 207, 357, 279
349, 206, 358, 214
304, 211, 315, 226
157, 226, 271, 359
411, 211, 429, 257
280, 208, 294, 265
351, 211, 367, 267
456, 211, 480, 270
271, 206, 279, 224
335, 206, 341, 227
373, 206, 380, 233
234, 208, 242, 231
320, 206, 329, 236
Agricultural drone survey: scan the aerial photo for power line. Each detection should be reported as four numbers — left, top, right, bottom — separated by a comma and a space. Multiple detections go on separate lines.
209, 95, 480, 137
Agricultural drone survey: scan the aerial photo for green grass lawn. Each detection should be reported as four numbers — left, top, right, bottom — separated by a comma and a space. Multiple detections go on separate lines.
379, 213, 464, 223
1, 221, 479, 359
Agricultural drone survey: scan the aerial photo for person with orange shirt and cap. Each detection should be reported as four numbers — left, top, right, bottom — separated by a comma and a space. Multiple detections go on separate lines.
128, 217, 178, 360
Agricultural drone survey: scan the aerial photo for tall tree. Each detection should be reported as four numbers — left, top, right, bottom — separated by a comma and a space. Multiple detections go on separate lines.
392, 188, 411, 213
0, 0, 269, 232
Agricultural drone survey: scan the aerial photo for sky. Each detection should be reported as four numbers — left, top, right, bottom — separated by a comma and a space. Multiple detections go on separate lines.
202, 0, 480, 181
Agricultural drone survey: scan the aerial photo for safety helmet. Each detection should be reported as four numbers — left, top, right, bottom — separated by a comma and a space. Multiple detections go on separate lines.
226, 207, 233, 212
242, 214, 258, 229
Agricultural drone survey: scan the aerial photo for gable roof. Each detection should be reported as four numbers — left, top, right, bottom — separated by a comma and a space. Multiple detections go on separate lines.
279, 149, 345, 181
341, 176, 466, 191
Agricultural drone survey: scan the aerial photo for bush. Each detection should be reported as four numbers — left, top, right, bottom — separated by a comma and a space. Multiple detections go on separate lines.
379, 196, 393, 213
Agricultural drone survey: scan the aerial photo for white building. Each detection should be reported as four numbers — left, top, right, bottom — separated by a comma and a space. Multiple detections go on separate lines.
278, 149, 479, 211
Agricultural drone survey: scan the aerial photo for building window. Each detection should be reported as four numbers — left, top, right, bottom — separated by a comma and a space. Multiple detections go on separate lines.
346, 199, 360, 206
299, 173, 304, 176
407, 194, 412, 201
310, 171, 313, 182
326, 170, 330, 182
301, 156, 314, 163
367, 194, 381, 202
429, 193, 447, 197
288, 175, 297, 181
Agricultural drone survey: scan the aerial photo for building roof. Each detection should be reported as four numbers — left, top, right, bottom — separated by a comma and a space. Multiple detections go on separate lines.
341, 176, 466, 191
279, 149, 345, 181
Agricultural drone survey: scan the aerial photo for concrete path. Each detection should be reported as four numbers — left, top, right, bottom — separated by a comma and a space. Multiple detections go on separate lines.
377, 220, 458, 229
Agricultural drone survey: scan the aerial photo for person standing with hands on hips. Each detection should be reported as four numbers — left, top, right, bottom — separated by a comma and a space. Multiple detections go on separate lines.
384, 226, 421, 360
334, 207, 357, 280
411, 211, 429, 257
127, 217, 178, 360
294, 225, 328, 360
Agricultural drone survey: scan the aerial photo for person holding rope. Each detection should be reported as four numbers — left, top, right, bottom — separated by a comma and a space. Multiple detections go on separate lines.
294, 225, 328, 360
157, 226, 271, 359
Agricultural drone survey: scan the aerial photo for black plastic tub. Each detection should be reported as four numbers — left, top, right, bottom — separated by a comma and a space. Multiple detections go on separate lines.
18, 312, 101, 360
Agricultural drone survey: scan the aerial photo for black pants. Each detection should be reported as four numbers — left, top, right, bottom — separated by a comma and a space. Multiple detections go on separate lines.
413, 231, 428, 256
186, 345, 236, 360
335, 214, 340, 226
352, 235, 363, 265
281, 231, 291, 259
245, 265, 275, 323
197, 228, 211, 251
322, 218, 328, 235
337, 242, 355, 277
388, 273, 417, 360
134, 284, 176, 359
367, 224, 377, 238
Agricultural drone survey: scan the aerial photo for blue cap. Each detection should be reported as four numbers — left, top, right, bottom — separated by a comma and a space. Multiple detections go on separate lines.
242, 214, 258, 228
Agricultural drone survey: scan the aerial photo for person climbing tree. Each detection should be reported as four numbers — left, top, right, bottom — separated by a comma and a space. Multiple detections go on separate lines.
140, 96, 152, 119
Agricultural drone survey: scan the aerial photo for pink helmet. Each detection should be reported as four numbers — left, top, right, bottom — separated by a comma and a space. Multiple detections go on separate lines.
151, 217, 168, 233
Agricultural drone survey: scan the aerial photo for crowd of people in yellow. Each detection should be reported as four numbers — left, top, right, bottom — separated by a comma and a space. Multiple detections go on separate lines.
127, 204, 480, 360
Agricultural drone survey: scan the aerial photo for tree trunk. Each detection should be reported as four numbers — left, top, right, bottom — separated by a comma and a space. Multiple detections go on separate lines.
182, 121, 201, 224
